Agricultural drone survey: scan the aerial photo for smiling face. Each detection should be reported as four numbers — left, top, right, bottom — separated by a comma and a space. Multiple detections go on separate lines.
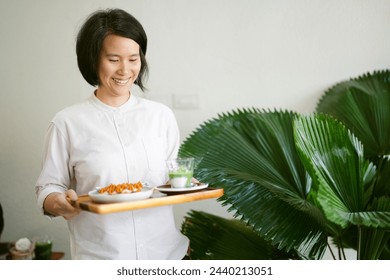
96, 34, 141, 106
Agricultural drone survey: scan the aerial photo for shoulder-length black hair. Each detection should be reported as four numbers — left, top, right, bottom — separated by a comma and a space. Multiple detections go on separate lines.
76, 8, 148, 91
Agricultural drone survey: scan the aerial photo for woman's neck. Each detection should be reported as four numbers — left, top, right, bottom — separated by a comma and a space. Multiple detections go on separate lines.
94, 90, 131, 107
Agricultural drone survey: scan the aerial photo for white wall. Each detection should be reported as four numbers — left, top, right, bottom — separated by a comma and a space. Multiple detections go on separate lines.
1, 0, 389, 259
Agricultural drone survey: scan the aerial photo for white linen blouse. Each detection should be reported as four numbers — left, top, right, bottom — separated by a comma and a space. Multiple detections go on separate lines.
35, 94, 189, 259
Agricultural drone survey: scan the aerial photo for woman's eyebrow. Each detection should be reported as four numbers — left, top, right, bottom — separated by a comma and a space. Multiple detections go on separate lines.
105, 53, 140, 57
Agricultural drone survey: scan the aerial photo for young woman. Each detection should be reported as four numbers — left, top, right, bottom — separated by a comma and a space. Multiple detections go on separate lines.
35, 8, 189, 260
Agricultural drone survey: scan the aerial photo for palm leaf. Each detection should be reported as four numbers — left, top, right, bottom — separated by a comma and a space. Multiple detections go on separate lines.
180, 109, 329, 259
370, 156, 390, 198
314, 70, 390, 259
293, 114, 390, 228
316, 69, 390, 158
293, 114, 390, 259
181, 210, 296, 260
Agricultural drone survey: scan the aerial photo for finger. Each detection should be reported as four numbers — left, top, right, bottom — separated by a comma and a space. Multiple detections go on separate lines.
65, 189, 78, 202
64, 190, 80, 220
191, 177, 200, 184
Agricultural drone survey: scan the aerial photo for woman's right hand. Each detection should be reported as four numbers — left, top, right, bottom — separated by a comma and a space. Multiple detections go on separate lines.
43, 190, 80, 220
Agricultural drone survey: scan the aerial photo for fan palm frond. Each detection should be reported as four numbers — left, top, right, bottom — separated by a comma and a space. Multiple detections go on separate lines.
293, 114, 390, 259
181, 210, 297, 260
180, 109, 329, 259
316, 70, 390, 158
178, 70, 390, 260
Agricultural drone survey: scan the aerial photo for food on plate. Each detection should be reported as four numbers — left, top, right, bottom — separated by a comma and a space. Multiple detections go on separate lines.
97, 181, 143, 195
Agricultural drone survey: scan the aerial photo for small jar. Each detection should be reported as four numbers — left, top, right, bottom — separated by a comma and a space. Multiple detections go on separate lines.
9, 238, 35, 260
9, 246, 35, 260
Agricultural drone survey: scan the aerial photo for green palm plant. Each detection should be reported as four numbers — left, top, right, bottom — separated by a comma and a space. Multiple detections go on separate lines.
315, 69, 390, 259
179, 70, 390, 260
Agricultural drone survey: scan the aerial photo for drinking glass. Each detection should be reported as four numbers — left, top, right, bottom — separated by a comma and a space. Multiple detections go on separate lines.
166, 158, 194, 188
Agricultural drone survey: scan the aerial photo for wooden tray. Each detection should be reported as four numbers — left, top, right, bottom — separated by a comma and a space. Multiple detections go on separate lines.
70, 188, 223, 214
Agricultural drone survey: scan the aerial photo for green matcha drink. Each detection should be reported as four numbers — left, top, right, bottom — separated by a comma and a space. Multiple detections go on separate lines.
34, 237, 52, 260
168, 168, 193, 188
167, 158, 194, 188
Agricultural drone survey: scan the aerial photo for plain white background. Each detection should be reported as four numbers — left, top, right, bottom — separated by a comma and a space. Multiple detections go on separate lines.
1, 0, 389, 259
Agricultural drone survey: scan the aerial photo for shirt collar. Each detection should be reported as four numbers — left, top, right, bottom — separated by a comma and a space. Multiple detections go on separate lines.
89, 92, 138, 113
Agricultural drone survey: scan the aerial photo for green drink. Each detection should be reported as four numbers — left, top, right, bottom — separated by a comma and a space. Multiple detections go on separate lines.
169, 168, 193, 188
34, 238, 52, 260
167, 158, 194, 188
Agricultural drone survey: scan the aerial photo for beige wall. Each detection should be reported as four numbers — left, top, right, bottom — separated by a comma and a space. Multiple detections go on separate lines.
1, 0, 389, 259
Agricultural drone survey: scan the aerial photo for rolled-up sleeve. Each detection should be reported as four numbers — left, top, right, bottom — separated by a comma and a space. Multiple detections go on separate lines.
35, 122, 71, 212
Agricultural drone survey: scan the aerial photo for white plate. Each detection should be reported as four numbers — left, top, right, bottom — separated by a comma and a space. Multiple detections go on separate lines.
155, 183, 209, 195
88, 187, 154, 203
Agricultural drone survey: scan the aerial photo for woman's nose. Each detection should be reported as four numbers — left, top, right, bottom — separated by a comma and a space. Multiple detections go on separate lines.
118, 61, 130, 75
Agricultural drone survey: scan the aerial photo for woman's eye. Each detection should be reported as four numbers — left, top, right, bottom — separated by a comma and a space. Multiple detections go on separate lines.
109, 59, 119, 62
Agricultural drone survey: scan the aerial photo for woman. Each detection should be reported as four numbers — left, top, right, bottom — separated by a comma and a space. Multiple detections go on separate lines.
35, 8, 189, 259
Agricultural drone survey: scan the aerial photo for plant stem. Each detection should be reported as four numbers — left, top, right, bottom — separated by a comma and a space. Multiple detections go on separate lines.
341, 246, 346, 260
357, 226, 361, 260
326, 242, 336, 260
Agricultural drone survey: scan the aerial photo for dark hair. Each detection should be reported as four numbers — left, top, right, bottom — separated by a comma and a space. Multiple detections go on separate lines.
76, 8, 148, 91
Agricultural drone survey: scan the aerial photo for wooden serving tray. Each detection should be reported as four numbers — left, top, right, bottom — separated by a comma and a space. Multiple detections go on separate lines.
70, 188, 223, 214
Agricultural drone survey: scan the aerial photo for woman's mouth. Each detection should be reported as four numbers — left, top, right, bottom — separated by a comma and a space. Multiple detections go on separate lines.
113, 78, 130, 85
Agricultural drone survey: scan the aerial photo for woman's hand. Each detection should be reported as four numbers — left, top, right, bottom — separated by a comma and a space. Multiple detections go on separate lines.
43, 190, 80, 220
191, 177, 200, 184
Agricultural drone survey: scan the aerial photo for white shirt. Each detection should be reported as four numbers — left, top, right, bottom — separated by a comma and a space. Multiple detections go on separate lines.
35, 94, 189, 259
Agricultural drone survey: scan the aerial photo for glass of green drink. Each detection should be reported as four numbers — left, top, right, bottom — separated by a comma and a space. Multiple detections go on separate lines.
34, 236, 52, 260
166, 158, 194, 188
